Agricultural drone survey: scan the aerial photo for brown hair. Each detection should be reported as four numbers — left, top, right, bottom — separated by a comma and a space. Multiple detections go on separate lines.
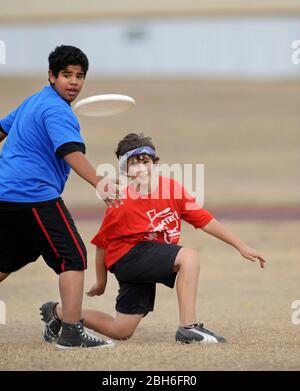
115, 133, 159, 163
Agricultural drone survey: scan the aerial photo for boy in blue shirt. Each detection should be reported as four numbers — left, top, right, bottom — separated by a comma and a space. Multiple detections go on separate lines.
0, 45, 115, 349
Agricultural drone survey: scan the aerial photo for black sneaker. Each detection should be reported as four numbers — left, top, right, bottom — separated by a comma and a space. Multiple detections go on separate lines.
56, 320, 114, 350
175, 323, 226, 344
40, 301, 62, 343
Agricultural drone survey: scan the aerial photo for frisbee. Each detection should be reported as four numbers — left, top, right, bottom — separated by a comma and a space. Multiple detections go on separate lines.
74, 94, 135, 117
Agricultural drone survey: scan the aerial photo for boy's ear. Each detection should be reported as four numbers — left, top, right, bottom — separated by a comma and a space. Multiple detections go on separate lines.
48, 70, 56, 84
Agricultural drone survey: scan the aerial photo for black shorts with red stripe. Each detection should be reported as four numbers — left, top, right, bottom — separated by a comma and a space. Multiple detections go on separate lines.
0, 197, 87, 274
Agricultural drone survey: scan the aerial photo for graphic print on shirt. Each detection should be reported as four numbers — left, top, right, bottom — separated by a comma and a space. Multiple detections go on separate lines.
144, 208, 180, 244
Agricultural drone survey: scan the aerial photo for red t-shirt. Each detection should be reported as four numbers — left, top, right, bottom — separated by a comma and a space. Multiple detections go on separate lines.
91, 176, 214, 269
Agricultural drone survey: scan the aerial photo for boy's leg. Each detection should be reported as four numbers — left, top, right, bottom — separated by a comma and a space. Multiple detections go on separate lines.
173, 247, 226, 343
31, 201, 86, 324
56, 304, 143, 340
35, 200, 113, 348
83, 311, 143, 340
59, 270, 84, 323
173, 248, 200, 326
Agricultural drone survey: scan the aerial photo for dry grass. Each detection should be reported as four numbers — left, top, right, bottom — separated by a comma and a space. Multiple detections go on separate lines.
0, 220, 299, 371
0, 78, 299, 209
0, 79, 299, 370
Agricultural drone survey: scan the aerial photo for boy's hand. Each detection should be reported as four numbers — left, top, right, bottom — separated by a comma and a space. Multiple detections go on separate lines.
238, 244, 267, 269
86, 281, 107, 297
96, 177, 123, 208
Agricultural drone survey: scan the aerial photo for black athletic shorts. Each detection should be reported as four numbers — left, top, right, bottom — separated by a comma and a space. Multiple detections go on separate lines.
0, 197, 87, 275
110, 241, 182, 316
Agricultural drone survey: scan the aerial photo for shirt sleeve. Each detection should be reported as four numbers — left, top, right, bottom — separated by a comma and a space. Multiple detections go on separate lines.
55, 141, 86, 158
91, 231, 107, 249
0, 108, 18, 134
90, 206, 119, 249
42, 106, 84, 153
91, 208, 111, 249
91, 223, 109, 249
175, 180, 214, 229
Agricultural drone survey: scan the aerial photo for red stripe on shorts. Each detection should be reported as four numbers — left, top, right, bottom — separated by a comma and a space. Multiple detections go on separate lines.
61, 259, 65, 272
55, 201, 86, 269
32, 208, 66, 272
32, 208, 60, 258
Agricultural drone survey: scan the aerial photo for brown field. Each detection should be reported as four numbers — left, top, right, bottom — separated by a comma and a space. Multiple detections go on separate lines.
0, 78, 299, 371
0, 220, 299, 371
1, 78, 299, 209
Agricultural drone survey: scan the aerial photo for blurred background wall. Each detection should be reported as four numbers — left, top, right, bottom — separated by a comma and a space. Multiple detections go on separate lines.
1, 1, 300, 78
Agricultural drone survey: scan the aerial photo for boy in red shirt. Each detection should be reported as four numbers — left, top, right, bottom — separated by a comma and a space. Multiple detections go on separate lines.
41, 133, 266, 344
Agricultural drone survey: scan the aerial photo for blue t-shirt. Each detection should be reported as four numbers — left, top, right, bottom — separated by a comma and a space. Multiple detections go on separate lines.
0, 85, 84, 202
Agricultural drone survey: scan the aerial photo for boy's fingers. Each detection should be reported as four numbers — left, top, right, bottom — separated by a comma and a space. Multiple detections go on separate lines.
258, 255, 267, 263
246, 255, 256, 262
105, 198, 115, 208
246, 253, 266, 266
105, 197, 123, 208
258, 257, 266, 268
86, 288, 97, 296
111, 198, 122, 206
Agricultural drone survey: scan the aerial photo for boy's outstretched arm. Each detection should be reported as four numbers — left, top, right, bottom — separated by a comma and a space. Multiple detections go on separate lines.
202, 218, 266, 268
64, 151, 121, 206
86, 247, 107, 297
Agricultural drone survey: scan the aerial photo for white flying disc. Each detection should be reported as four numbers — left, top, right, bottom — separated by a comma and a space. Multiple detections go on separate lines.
74, 94, 135, 117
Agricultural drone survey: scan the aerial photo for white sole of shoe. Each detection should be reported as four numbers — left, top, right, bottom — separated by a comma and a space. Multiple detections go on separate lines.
55, 340, 115, 350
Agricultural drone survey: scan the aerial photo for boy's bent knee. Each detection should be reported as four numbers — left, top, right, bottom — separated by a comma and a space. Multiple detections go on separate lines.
111, 313, 142, 340
112, 330, 134, 340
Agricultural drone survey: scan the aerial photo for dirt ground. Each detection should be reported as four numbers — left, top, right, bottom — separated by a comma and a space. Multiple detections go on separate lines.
0, 79, 299, 371
0, 78, 299, 209
0, 220, 299, 371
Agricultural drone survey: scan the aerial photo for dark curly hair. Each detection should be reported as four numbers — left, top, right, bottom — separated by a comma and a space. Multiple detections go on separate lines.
115, 133, 159, 163
48, 45, 89, 78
